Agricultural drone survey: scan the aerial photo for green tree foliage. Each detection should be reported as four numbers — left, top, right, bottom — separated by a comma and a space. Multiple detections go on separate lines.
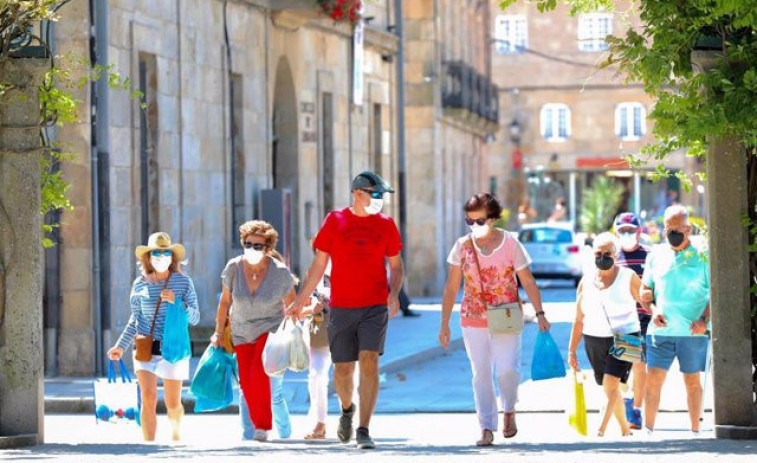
579, 175, 624, 236
501, 0, 757, 399
1, 0, 140, 247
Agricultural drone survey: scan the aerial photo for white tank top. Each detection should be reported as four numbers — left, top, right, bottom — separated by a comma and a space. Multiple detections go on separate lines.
581, 266, 641, 337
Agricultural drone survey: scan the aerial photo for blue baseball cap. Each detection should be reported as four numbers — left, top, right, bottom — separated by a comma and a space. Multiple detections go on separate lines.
614, 212, 641, 231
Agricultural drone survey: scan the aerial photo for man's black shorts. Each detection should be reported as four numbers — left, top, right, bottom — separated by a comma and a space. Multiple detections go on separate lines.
328, 304, 388, 363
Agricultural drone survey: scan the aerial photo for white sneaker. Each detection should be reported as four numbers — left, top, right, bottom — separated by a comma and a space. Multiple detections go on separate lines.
645, 427, 654, 436
253, 430, 268, 442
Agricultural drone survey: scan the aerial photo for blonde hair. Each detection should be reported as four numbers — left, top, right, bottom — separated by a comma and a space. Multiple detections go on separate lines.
593, 232, 617, 253
239, 220, 279, 249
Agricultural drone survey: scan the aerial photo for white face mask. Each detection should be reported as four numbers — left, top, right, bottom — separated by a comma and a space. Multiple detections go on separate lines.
470, 223, 491, 239
151, 256, 172, 273
365, 198, 384, 215
618, 232, 638, 250
244, 248, 265, 265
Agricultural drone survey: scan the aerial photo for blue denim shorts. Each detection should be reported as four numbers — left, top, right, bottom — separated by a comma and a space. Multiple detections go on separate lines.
645, 335, 708, 373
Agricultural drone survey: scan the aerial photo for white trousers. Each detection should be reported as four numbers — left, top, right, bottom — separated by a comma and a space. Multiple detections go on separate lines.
462, 326, 522, 431
308, 347, 332, 423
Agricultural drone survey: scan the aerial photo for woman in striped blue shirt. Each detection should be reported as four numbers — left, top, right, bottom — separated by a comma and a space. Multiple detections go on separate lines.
108, 232, 200, 441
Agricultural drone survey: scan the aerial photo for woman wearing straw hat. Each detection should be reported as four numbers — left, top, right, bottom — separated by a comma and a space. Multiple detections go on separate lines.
107, 232, 200, 442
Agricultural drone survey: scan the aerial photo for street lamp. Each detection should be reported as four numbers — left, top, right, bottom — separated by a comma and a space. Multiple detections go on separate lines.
509, 118, 521, 146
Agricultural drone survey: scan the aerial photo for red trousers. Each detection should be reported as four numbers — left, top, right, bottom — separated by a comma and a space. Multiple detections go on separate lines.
235, 333, 272, 431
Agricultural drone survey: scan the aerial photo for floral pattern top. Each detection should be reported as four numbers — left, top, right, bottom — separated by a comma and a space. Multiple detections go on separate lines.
447, 229, 532, 328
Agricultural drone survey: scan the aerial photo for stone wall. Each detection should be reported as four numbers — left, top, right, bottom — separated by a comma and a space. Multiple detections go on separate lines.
403, 0, 494, 296
54, 0, 95, 376
55, 0, 399, 375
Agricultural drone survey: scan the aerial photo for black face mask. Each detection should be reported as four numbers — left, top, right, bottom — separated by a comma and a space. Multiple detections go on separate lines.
667, 230, 685, 247
595, 255, 614, 271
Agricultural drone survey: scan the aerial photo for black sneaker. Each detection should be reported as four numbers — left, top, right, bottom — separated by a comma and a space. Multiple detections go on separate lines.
356, 427, 375, 449
337, 403, 355, 443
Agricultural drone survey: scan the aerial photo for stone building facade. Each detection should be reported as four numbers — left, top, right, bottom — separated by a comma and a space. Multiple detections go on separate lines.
403, 0, 498, 297
488, 1, 698, 226
50, 0, 402, 375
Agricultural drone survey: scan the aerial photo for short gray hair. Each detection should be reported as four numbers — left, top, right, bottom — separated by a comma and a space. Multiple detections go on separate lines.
592, 232, 617, 252
664, 204, 689, 224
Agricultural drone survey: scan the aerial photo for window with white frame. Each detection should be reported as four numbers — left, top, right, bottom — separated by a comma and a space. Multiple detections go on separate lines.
615, 102, 646, 140
495, 15, 527, 54
578, 13, 612, 52
541, 104, 571, 141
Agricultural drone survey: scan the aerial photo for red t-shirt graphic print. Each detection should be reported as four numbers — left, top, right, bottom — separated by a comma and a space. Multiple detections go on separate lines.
313, 207, 402, 308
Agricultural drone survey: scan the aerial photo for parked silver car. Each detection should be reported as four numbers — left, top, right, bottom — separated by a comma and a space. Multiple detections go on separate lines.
518, 223, 583, 286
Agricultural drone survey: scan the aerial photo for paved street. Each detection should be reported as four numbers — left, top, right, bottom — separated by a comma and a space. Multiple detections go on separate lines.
2, 413, 753, 462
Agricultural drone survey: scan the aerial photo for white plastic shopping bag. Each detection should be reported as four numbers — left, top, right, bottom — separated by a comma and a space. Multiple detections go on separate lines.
93, 359, 141, 425
263, 319, 293, 377
288, 321, 310, 372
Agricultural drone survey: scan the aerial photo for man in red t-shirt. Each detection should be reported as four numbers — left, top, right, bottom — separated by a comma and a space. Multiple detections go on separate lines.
288, 171, 404, 450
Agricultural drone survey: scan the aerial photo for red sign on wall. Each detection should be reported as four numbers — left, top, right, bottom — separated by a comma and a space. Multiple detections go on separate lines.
512, 149, 523, 169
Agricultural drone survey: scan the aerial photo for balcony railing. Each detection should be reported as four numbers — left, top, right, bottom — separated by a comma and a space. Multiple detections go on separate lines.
442, 61, 499, 126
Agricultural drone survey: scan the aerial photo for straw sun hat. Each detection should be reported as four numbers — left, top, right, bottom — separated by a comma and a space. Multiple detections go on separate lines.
134, 232, 186, 262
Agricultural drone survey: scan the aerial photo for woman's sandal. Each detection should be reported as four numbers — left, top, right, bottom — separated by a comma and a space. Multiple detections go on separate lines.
304, 427, 327, 440
503, 412, 518, 438
476, 429, 494, 447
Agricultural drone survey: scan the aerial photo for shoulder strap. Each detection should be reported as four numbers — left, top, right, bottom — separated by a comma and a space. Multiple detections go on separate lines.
595, 272, 618, 334
468, 236, 489, 307
148, 273, 172, 336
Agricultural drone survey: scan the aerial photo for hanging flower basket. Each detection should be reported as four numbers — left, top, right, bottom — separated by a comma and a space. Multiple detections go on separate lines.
316, 0, 362, 24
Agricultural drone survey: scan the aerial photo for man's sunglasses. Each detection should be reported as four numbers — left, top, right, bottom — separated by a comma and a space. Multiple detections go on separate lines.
465, 217, 491, 226
360, 189, 384, 200
150, 250, 172, 257
594, 252, 613, 258
243, 242, 267, 251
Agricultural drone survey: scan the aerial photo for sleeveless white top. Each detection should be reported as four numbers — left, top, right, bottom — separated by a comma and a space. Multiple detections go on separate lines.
581, 266, 640, 337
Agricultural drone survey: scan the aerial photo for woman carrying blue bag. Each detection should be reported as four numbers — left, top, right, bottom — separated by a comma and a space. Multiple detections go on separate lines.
107, 232, 200, 442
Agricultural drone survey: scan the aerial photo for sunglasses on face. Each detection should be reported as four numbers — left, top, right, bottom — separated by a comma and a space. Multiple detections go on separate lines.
465, 217, 489, 226
594, 251, 613, 259
360, 189, 384, 200
243, 242, 267, 251
150, 250, 172, 257
664, 228, 686, 234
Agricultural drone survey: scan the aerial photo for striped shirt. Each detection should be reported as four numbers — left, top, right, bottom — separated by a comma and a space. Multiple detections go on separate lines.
616, 245, 650, 314
116, 272, 200, 350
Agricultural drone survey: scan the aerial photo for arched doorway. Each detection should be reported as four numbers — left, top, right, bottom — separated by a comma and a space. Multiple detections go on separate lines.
272, 57, 299, 273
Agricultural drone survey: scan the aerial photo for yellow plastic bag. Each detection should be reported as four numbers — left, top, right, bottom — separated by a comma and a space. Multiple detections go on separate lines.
568, 371, 588, 436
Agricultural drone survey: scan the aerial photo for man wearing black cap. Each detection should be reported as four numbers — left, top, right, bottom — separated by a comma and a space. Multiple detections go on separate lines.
288, 171, 404, 449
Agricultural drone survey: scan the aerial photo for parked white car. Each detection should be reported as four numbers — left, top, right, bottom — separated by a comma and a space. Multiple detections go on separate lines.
518, 222, 584, 286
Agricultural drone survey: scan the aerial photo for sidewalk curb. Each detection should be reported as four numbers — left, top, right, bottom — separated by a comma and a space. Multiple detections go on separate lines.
45, 335, 465, 415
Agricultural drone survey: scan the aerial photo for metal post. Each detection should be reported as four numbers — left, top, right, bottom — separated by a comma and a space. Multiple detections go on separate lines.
569, 171, 577, 229
394, 0, 407, 254
633, 171, 641, 216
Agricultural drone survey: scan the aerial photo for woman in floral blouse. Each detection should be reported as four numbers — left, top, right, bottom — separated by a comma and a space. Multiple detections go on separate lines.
438, 193, 550, 447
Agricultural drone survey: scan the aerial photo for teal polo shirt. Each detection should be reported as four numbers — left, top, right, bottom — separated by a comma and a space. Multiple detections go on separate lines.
642, 244, 710, 337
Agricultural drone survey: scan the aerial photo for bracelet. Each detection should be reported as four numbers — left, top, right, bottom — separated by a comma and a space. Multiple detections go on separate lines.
213, 331, 223, 337
535, 311, 545, 317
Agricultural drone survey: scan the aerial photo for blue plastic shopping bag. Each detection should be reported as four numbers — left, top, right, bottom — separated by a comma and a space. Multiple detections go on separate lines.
190, 345, 237, 412
161, 296, 192, 363
531, 330, 566, 381
93, 359, 141, 425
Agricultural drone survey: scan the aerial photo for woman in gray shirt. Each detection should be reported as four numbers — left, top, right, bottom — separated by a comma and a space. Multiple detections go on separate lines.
211, 220, 296, 442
